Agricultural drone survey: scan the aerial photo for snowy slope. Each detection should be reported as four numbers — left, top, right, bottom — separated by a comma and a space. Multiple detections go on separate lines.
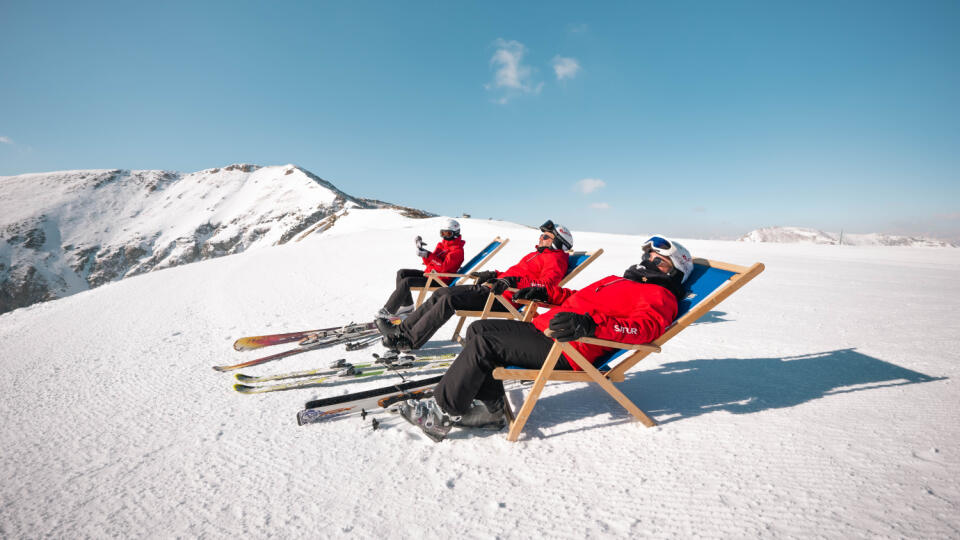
1, 211, 959, 538
739, 226, 956, 247
0, 164, 429, 315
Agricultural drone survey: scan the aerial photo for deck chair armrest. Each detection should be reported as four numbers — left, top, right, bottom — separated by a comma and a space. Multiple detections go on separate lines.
513, 299, 560, 309
542, 329, 660, 352
424, 272, 471, 278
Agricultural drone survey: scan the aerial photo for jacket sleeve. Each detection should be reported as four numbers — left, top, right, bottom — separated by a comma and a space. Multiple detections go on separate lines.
422, 242, 445, 272
544, 284, 576, 305
515, 250, 567, 289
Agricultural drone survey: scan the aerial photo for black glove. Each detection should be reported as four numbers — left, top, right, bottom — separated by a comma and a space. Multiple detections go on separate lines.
470, 270, 498, 284
489, 276, 517, 295
548, 312, 597, 342
513, 286, 548, 302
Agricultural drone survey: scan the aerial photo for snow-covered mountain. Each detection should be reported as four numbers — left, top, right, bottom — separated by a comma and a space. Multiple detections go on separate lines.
0, 164, 431, 315
738, 226, 955, 247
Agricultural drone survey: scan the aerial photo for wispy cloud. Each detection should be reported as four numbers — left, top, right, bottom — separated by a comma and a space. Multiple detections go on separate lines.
0, 136, 13, 145
936, 212, 960, 220
575, 178, 606, 194
552, 56, 581, 81
590, 202, 611, 210
567, 23, 589, 34
486, 39, 542, 103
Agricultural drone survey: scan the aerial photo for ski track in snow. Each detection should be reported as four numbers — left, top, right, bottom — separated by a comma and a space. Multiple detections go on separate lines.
2, 211, 959, 538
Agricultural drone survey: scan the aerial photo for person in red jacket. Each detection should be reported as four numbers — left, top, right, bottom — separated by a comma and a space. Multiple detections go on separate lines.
398, 235, 695, 442
378, 218, 465, 319
377, 220, 574, 353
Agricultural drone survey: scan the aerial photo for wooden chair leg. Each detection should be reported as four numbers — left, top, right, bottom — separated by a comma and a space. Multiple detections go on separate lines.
506, 343, 563, 441
559, 343, 657, 427
451, 316, 467, 343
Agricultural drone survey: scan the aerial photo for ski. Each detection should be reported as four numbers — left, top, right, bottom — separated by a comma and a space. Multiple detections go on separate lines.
297, 377, 442, 425
233, 322, 379, 351
234, 353, 457, 383
214, 329, 380, 372
233, 358, 453, 394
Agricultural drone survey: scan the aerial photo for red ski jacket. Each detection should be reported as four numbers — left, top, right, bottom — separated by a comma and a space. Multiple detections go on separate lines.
422, 238, 465, 283
532, 276, 678, 370
496, 248, 569, 303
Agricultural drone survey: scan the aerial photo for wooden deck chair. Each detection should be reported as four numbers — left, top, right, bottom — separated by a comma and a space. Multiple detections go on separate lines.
449, 249, 604, 342
491, 258, 765, 442
410, 237, 509, 307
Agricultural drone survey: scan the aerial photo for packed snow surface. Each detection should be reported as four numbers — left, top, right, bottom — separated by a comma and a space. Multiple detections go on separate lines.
2, 210, 959, 538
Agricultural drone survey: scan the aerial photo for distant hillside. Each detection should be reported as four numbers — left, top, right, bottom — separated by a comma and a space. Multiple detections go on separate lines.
0, 164, 432, 315
738, 227, 955, 247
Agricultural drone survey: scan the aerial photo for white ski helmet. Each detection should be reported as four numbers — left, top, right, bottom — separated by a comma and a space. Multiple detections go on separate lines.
440, 218, 460, 237
642, 235, 694, 283
539, 220, 573, 250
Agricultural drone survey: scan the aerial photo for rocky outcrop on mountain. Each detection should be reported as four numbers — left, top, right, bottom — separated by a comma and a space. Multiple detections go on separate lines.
738, 227, 955, 247
0, 164, 432, 315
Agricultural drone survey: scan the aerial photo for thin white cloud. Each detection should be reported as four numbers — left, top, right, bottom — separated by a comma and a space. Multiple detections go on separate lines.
0, 136, 13, 145
590, 202, 611, 210
575, 178, 606, 194
486, 39, 541, 103
552, 56, 581, 81
567, 23, 589, 34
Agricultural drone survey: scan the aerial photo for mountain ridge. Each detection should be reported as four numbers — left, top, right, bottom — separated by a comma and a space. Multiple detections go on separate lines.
738, 226, 955, 247
0, 164, 432, 315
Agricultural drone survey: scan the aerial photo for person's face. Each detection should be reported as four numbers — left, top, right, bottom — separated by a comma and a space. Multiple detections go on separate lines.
643, 250, 675, 273
538, 231, 555, 249
441, 229, 456, 240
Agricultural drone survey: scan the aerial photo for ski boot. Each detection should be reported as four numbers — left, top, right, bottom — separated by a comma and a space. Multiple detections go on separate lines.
398, 397, 457, 442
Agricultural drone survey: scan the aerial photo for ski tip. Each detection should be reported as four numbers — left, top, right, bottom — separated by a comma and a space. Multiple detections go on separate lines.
233, 383, 255, 393
234, 373, 253, 382
233, 338, 258, 352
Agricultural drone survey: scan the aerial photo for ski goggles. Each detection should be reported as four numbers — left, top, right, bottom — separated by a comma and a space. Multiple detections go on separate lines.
440, 229, 457, 238
642, 236, 673, 252
539, 220, 557, 234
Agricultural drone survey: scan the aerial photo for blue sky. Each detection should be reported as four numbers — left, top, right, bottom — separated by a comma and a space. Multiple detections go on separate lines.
2, 1, 958, 240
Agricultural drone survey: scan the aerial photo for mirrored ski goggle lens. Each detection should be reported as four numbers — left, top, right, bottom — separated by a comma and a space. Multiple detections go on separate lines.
644, 236, 672, 250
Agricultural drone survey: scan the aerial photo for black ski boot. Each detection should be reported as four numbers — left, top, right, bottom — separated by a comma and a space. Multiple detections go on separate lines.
455, 397, 507, 430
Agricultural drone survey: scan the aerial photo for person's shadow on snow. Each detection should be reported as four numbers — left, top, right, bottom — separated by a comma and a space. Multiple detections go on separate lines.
514, 348, 945, 438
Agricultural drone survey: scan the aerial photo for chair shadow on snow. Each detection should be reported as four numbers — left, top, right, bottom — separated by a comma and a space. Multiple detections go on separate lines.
513, 348, 945, 439
690, 310, 729, 325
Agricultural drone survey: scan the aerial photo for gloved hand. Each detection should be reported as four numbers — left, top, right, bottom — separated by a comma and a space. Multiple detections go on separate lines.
470, 270, 498, 284
417, 247, 431, 258
548, 312, 597, 342
513, 286, 548, 302
489, 276, 517, 295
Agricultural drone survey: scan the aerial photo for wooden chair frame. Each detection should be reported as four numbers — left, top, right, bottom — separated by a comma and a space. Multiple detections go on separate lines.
410, 237, 510, 307
492, 258, 765, 442
450, 248, 604, 342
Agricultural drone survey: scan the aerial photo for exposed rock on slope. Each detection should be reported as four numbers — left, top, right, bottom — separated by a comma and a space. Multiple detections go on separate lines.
0, 164, 430, 315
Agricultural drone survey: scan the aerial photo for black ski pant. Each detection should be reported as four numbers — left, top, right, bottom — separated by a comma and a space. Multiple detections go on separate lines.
383, 269, 431, 313
399, 284, 508, 349
435, 319, 572, 416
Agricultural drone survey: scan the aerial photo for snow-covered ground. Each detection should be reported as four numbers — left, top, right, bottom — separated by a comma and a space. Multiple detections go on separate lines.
1, 210, 958, 538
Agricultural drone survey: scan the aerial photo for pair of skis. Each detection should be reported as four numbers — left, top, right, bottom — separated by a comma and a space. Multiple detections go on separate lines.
214, 322, 381, 372
232, 353, 456, 394
297, 375, 443, 426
